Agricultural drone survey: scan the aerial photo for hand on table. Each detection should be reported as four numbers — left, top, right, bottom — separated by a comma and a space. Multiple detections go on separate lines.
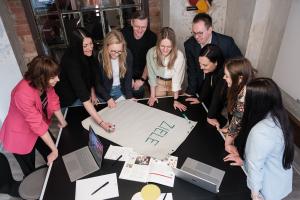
173, 100, 187, 112
99, 121, 115, 133
223, 153, 243, 166
185, 97, 200, 104
207, 118, 220, 129
107, 98, 116, 108
147, 97, 158, 107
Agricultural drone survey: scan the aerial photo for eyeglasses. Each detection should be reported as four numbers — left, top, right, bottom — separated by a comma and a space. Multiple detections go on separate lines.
191, 30, 206, 37
132, 24, 147, 30
110, 50, 123, 55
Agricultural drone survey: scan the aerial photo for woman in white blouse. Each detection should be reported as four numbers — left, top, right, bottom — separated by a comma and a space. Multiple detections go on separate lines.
146, 27, 186, 111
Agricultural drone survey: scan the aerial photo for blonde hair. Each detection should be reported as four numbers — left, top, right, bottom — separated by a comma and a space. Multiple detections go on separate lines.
155, 27, 177, 69
99, 30, 127, 79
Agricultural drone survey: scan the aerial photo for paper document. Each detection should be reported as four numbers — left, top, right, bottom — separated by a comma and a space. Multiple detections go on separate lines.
119, 155, 177, 187
104, 145, 135, 162
75, 173, 119, 200
131, 192, 173, 200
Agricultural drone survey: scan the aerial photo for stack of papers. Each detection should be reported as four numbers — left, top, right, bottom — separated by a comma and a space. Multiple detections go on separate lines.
119, 154, 178, 187
75, 173, 119, 200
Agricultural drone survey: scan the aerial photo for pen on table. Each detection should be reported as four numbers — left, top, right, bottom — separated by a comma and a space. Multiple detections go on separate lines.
91, 181, 109, 195
182, 113, 191, 123
162, 193, 167, 200
112, 155, 122, 166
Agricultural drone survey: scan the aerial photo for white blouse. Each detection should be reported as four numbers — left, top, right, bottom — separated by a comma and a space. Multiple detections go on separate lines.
146, 47, 186, 92
111, 58, 120, 86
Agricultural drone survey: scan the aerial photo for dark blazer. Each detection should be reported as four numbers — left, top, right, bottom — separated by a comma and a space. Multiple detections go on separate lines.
184, 31, 242, 95
55, 49, 97, 107
95, 49, 133, 101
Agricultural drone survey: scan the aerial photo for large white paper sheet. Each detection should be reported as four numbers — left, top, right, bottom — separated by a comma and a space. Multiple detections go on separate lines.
82, 100, 197, 159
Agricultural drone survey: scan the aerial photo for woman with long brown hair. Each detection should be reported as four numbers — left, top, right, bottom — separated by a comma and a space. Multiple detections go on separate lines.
146, 27, 186, 111
222, 58, 256, 153
96, 30, 133, 108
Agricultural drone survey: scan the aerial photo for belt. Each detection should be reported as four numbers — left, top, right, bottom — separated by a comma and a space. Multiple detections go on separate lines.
156, 76, 172, 81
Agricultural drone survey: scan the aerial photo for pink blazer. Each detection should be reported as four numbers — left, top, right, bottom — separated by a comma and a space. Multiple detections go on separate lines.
0, 79, 60, 154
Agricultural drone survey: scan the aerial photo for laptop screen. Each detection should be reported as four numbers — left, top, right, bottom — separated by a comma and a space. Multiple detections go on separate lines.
88, 126, 103, 167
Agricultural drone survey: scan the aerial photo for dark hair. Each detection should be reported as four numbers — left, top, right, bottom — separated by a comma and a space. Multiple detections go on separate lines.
156, 27, 177, 69
199, 44, 224, 69
225, 58, 257, 112
237, 78, 294, 169
69, 27, 93, 56
131, 10, 148, 20
192, 13, 212, 29
24, 55, 59, 90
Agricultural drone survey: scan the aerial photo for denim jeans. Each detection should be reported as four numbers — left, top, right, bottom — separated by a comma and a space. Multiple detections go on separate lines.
110, 85, 124, 100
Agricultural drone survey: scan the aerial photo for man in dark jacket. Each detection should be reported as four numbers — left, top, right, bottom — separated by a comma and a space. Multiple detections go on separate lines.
184, 13, 242, 96
121, 10, 157, 98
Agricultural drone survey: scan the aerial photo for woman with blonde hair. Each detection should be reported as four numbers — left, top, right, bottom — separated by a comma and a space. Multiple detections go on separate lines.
147, 27, 186, 111
95, 30, 133, 108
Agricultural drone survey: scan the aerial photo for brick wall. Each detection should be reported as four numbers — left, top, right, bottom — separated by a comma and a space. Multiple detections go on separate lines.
5, 0, 37, 64
149, 0, 161, 34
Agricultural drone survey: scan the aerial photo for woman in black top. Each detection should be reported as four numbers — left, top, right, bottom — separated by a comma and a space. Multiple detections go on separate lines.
185, 44, 227, 127
55, 28, 114, 132
95, 30, 133, 108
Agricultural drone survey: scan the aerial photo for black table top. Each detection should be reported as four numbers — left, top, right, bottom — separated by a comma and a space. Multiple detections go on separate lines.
41, 97, 250, 200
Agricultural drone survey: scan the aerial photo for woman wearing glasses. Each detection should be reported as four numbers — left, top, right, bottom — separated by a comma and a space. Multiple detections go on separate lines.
95, 30, 133, 108
55, 28, 114, 132
146, 27, 186, 111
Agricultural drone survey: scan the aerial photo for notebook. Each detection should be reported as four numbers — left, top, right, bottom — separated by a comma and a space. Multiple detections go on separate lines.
62, 126, 104, 182
173, 157, 225, 193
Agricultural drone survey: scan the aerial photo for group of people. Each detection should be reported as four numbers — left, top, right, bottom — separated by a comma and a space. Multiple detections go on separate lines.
0, 11, 294, 200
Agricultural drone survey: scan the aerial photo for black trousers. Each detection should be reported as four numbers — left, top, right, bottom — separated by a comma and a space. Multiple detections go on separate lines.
13, 130, 55, 177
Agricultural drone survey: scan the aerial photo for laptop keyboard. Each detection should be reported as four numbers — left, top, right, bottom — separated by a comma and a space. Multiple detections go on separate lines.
75, 149, 97, 173
182, 166, 218, 184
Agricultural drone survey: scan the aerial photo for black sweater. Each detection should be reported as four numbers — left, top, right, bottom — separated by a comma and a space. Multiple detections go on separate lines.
55, 49, 97, 107
197, 65, 227, 119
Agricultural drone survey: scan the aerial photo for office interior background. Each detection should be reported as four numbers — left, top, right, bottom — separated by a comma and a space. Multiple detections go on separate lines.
0, 0, 300, 199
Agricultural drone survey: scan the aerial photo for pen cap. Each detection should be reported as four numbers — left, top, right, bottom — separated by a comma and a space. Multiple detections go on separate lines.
140, 184, 161, 200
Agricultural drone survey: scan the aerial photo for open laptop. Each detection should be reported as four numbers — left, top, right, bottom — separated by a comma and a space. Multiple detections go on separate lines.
173, 157, 225, 193
62, 126, 103, 182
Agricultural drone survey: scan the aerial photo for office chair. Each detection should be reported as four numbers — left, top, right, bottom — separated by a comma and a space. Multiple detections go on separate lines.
0, 152, 48, 200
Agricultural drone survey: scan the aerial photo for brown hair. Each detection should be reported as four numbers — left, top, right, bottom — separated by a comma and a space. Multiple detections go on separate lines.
131, 10, 148, 20
99, 30, 127, 79
192, 13, 212, 29
225, 57, 257, 112
24, 56, 59, 90
155, 27, 177, 69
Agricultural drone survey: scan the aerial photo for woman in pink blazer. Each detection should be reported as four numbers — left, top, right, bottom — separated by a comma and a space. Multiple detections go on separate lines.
0, 56, 67, 176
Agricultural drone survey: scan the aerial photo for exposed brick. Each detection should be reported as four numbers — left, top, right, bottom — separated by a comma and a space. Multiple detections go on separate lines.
5, 0, 37, 63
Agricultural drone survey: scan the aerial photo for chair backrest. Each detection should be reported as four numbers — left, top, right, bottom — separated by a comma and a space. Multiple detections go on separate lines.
18, 165, 48, 200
